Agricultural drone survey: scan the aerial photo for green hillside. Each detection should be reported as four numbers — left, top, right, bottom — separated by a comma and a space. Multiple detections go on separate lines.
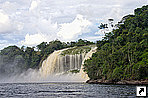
83, 5, 148, 81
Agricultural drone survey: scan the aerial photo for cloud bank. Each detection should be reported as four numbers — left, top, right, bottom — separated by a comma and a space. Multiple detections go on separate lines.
57, 14, 91, 41
21, 33, 46, 46
0, 0, 147, 49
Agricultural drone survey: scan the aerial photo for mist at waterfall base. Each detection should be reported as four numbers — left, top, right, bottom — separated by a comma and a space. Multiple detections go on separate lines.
0, 47, 97, 83
0, 69, 85, 83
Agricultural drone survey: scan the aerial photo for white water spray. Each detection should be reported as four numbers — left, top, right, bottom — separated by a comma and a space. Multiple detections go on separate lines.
0, 46, 97, 83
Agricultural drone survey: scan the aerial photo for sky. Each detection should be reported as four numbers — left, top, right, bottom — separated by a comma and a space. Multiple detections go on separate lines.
0, 0, 147, 50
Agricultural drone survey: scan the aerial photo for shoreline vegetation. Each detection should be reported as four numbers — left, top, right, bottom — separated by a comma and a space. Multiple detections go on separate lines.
86, 79, 148, 85
83, 5, 148, 84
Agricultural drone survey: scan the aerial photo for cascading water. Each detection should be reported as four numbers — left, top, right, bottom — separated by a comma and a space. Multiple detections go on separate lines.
79, 47, 97, 80
39, 49, 64, 77
39, 46, 97, 81
0, 46, 97, 83
39, 48, 85, 76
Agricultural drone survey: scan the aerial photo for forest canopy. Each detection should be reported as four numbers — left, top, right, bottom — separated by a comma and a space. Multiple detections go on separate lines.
83, 5, 148, 81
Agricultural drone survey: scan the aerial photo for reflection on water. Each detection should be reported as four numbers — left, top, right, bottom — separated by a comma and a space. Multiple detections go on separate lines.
0, 82, 142, 98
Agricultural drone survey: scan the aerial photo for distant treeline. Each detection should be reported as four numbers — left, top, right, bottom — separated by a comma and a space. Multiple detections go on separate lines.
83, 5, 148, 81
0, 39, 94, 74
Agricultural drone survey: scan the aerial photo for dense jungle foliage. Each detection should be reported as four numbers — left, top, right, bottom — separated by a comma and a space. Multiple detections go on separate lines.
0, 39, 94, 73
83, 5, 148, 81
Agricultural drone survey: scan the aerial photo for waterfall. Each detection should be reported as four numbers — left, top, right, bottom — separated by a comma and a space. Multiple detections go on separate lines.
39, 46, 97, 81
79, 47, 97, 80
39, 48, 68, 76
0, 46, 97, 83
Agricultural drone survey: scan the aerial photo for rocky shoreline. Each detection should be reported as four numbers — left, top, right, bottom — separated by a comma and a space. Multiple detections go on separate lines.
86, 79, 148, 85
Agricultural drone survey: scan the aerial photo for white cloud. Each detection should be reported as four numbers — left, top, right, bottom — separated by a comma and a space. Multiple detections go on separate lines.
21, 33, 46, 46
0, 0, 147, 49
29, 1, 39, 11
19, 13, 58, 46
0, 11, 9, 24
85, 36, 105, 41
57, 14, 91, 41
0, 11, 12, 33
0, 9, 23, 34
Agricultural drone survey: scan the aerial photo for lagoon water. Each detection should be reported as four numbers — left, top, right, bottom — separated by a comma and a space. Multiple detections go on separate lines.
0, 82, 139, 98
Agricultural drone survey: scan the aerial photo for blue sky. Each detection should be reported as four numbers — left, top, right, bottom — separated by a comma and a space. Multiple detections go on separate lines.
0, 0, 147, 49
